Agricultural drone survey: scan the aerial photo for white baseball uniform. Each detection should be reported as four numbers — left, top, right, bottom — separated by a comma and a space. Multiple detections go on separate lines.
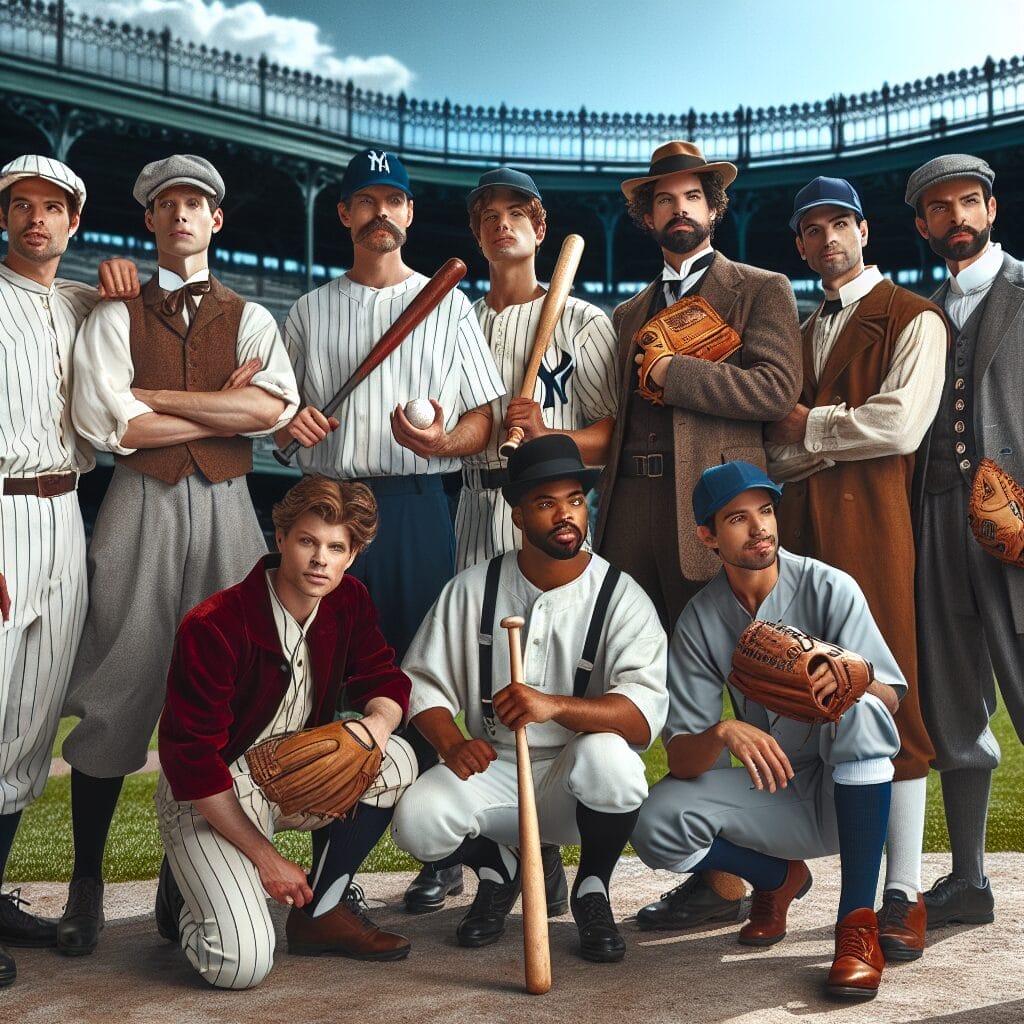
0, 262, 98, 812
390, 552, 667, 863
457, 294, 618, 569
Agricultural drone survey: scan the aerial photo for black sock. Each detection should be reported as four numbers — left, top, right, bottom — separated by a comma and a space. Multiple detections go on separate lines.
306, 804, 393, 917
70, 769, 125, 881
689, 836, 788, 892
572, 802, 639, 903
941, 768, 991, 886
0, 810, 23, 883
834, 780, 890, 920
435, 836, 517, 883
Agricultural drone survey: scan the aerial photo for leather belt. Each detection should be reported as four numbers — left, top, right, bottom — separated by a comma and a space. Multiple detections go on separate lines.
463, 466, 510, 490
619, 454, 671, 480
2, 472, 77, 498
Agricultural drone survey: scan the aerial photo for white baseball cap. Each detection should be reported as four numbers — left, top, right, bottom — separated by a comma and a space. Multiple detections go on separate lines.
0, 154, 87, 212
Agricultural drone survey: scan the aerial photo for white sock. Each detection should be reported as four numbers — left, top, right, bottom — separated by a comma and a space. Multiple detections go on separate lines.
884, 777, 927, 898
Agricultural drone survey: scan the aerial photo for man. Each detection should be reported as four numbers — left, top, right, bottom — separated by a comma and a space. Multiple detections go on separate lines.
60, 154, 299, 955
764, 176, 947, 961
0, 155, 138, 987
595, 139, 801, 922
157, 474, 415, 989
391, 435, 667, 963
905, 154, 1024, 928
458, 166, 618, 569
632, 461, 904, 1000
277, 148, 504, 911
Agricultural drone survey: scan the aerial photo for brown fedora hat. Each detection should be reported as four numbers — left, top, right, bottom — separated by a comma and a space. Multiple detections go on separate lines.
621, 140, 738, 198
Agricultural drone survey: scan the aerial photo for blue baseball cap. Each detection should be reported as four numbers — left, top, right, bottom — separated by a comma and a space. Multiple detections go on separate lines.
340, 149, 413, 201
466, 166, 543, 210
789, 176, 864, 233
692, 461, 783, 528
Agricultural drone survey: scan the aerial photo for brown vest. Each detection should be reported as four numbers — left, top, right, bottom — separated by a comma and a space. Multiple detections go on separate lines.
777, 278, 946, 779
117, 275, 253, 485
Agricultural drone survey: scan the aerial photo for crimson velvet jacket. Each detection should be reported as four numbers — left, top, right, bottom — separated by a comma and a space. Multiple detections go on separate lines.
159, 554, 411, 803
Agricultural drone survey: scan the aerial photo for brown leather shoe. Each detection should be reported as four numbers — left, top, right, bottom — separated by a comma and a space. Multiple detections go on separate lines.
877, 889, 926, 962
286, 895, 410, 961
737, 860, 811, 946
826, 907, 884, 999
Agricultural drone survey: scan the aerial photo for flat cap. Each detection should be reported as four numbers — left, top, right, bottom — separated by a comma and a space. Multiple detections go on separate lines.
0, 155, 87, 212
133, 154, 225, 207
905, 154, 994, 210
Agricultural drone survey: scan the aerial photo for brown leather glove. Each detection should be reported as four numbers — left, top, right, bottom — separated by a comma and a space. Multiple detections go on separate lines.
969, 458, 1024, 567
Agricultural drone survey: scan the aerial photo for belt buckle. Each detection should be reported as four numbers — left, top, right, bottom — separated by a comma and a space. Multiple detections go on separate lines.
38, 473, 68, 498
647, 454, 664, 478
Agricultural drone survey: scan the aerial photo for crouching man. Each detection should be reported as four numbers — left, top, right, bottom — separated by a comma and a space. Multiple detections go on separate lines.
156, 475, 416, 989
632, 461, 904, 1000
391, 436, 667, 962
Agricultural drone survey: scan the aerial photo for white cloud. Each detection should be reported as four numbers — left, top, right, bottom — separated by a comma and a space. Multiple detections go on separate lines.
74, 0, 415, 93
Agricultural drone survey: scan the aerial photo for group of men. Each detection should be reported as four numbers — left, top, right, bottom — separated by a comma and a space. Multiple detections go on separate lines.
0, 135, 1020, 1004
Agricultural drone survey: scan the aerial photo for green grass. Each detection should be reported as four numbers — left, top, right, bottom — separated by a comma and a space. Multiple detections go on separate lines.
8, 705, 1022, 882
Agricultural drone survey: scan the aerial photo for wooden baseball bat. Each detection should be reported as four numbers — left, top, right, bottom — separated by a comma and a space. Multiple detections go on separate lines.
498, 234, 585, 459
500, 615, 552, 996
274, 257, 468, 465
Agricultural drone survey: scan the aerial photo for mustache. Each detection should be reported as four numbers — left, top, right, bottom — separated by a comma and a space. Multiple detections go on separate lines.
548, 521, 583, 541
357, 217, 404, 242
944, 223, 980, 241
745, 533, 776, 548
665, 215, 701, 232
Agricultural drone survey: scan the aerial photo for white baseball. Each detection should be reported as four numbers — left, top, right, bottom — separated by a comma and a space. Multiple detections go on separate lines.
404, 398, 435, 429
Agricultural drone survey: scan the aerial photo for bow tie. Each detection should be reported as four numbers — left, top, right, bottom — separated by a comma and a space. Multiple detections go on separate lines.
820, 298, 844, 319
160, 280, 211, 319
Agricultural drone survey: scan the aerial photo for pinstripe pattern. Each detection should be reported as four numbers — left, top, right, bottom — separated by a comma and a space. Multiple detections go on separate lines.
0, 264, 96, 813
283, 272, 504, 478
455, 294, 618, 569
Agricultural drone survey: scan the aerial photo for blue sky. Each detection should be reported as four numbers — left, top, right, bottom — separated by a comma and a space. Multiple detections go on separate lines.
76, 0, 1023, 115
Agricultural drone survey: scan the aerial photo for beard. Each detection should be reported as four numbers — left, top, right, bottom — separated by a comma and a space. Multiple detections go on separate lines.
654, 215, 712, 255
10, 230, 69, 264
721, 534, 778, 572
356, 217, 407, 253
523, 520, 585, 561
927, 222, 990, 262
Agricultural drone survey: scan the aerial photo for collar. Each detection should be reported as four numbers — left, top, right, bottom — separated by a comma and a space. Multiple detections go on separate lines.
0, 260, 56, 296
339, 270, 422, 300
661, 245, 715, 281
158, 265, 210, 291
265, 570, 321, 637
822, 265, 882, 307
949, 242, 1003, 296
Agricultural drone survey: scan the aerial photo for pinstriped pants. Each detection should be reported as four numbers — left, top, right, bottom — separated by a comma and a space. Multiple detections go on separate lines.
0, 491, 87, 812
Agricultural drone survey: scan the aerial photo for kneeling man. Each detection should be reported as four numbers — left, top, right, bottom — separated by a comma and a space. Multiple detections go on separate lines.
632, 461, 903, 1000
157, 475, 416, 989
392, 436, 666, 962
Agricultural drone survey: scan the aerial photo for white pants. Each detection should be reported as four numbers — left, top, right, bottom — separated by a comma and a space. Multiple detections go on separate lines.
0, 491, 87, 812
156, 736, 417, 990
391, 732, 648, 864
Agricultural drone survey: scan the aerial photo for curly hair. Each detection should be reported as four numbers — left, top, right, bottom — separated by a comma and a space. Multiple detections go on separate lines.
625, 171, 730, 234
272, 474, 378, 550
468, 187, 547, 241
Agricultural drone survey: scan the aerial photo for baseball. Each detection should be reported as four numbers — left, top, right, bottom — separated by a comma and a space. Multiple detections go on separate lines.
404, 398, 435, 429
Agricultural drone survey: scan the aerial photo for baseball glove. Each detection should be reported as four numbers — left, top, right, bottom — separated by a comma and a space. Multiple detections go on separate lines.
245, 719, 382, 822
969, 458, 1024, 567
634, 294, 742, 405
728, 620, 874, 725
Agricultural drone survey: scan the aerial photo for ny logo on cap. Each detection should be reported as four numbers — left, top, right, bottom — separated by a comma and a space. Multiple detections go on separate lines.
367, 151, 390, 174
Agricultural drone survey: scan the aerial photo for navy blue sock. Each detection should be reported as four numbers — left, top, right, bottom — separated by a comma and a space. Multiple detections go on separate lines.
834, 781, 891, 920
690, 836, 788, 891
0, 810, 23, 882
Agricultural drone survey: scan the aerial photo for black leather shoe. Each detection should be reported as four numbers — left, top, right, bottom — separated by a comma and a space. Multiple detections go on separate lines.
0, 888, 59, 947
154, 856, 185, 943
636, 872, 749, 931
923, 874, 994, 929
0, 945, 14, 987
403, 863, 465, 914
57, 877, 104, 956
456, 877, 521, 948
542, 845, 569, 916
573, 892, 625, 963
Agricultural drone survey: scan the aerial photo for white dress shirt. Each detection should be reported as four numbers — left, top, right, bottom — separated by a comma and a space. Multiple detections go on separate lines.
944, 242, 1003, 330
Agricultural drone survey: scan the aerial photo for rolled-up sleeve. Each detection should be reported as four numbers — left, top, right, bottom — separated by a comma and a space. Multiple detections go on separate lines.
237, 302, 300, 436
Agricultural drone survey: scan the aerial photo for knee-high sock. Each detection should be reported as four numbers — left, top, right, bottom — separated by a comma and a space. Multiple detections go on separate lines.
70, 769, 125, 881
689, 835, 789, 892
0, 810, 23, 883
572, 803, 639, 902
435, 835, 517, 885
884, 777, 927, 898
834, 780, 890, 920
942, 768, 991, 887
307, 804, 393, 918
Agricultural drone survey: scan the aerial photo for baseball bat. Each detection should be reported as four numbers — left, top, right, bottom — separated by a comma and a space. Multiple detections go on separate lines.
498, 234, 585, 459
500, 615, 552, 996
274, 257, 468, 465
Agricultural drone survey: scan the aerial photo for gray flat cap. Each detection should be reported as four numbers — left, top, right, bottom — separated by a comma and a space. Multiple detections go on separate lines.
133, 154, 225, 207
905, 154, 994, 210
0, 155, 87, 212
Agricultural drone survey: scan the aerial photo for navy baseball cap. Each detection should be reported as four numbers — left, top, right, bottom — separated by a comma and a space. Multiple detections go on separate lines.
789, 176, 864, 233
692, 461, 783, 528
466, 167, 543, 210
340, 149, 413, 201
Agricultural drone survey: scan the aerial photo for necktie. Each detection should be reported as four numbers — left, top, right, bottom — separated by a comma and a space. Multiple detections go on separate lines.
160, 280, 211, 333
820, 298, 844, 319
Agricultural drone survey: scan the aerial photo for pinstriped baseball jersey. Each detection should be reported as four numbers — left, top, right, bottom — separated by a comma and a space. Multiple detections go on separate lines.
283, 272, 504, 478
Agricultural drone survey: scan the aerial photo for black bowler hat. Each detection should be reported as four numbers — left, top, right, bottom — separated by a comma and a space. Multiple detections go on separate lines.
501, 435, 601, 507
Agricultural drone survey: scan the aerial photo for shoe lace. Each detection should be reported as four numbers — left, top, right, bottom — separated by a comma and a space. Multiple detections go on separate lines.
470, 878, 516, 914
574, 893, 615, 929
342, 883, 373, 925
661, 874, 699, 905
0, 887, 28, 910
65, 878, 103, 916
748, 888, 777, 921
836, 924, 875, 960
876, 895, 911, 930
